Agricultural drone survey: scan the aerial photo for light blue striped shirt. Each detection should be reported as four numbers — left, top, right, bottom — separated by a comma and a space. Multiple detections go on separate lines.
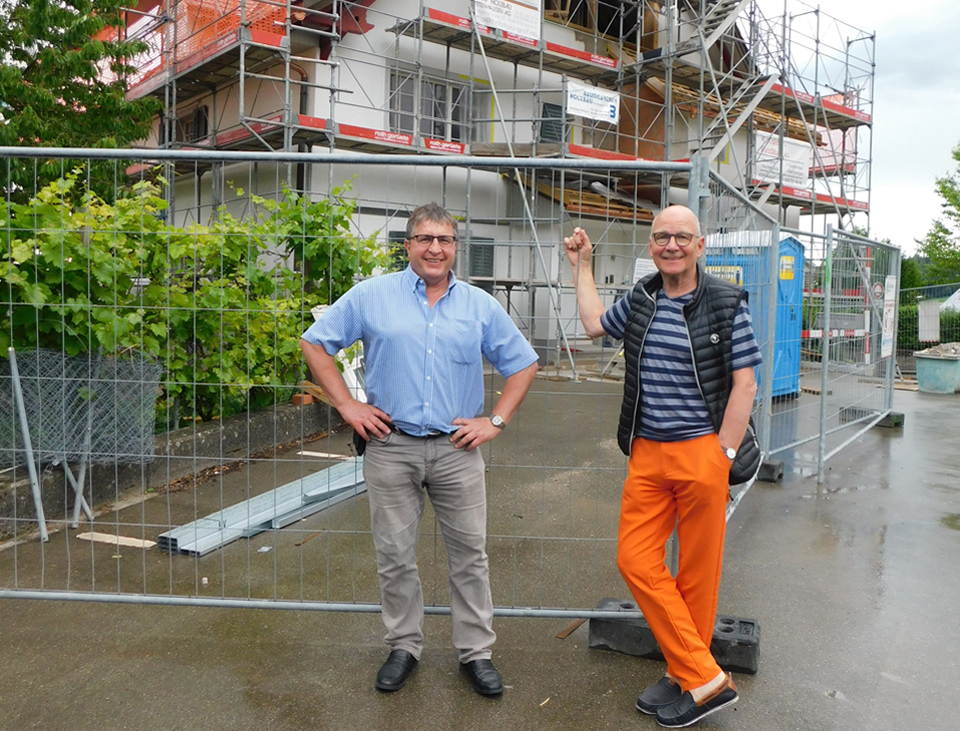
301, 266, 538, 436
601, 288, 762, 441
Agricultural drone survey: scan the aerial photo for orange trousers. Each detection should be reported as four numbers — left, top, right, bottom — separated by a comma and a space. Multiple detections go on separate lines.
617, 434, 730, 691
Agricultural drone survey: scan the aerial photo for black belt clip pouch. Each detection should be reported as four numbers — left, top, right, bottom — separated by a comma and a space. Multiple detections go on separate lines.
352, 430, 366, 457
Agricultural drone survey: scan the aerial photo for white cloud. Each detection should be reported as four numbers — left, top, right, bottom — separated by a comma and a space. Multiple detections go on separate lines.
871, 182, 945, 250
864, 2, 959, 253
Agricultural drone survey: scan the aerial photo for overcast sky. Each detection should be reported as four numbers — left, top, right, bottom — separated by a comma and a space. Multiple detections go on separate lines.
755, 0, 960, 254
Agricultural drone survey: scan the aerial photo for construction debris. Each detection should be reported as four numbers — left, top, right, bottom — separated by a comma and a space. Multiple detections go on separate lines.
76, 532, 157, 549
914, 343, 960, 358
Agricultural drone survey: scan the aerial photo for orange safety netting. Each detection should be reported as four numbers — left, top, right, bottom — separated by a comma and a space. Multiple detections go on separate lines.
99, 0, 288, 91
174, 0, 287, 64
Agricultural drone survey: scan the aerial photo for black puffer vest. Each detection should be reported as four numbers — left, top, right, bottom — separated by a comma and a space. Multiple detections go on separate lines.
616, 264, 761, 484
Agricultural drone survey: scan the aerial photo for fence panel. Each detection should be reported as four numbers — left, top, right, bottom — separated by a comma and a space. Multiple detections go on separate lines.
771, 226, 900, 481
897, 282, 960, 376
700, 171, 778, 510
2, 147, 865, 612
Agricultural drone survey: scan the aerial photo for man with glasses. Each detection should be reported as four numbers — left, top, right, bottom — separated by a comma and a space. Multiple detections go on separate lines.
564, 204, 761, 728
300, 202, 538, 697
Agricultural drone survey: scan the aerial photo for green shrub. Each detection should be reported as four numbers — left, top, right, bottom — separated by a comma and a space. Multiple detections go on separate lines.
896, 304, 960, 353
942, 308, 960, 343
1, 173, 382, 428
897, 304, 920, 352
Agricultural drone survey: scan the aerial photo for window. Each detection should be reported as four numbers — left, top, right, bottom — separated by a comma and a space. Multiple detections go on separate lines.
471, 89, 493, 142
544, 0, 591, 29
544, 0, 642, 42
540, 102, 568, 142
159, 105, 210, 146
468, 238, 495, 279
389, 70, 469, 142
180, 106, 209, 143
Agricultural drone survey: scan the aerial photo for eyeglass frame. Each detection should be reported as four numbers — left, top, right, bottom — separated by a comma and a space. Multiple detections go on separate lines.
408, 234, 458, 248
649, 231, 699, 247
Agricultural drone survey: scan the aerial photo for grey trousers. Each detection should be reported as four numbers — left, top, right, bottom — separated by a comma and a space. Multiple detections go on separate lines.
362, 430, 495, 663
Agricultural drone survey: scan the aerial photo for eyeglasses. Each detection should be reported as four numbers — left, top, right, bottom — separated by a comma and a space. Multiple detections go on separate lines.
409, 234, 458, 248
650, 231, 697, 247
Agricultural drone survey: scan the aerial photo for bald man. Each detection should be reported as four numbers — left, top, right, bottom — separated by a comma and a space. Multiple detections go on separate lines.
564, 205, 762, 728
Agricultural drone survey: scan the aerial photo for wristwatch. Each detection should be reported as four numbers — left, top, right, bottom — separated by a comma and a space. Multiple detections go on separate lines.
723, 446, 737, 460
490, 414, 506, 430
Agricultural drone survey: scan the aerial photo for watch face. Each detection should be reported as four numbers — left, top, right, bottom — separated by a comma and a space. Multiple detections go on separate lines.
491, 414, 505, 429
725, 447, 737, 460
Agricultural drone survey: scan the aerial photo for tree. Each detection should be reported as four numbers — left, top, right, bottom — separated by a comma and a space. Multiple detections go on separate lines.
918, 144, 960, 285
899, 257, 924, 305
0, 0, 161, 197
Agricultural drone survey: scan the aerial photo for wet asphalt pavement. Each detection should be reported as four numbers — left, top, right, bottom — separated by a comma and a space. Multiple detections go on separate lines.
1, 384, 958, 731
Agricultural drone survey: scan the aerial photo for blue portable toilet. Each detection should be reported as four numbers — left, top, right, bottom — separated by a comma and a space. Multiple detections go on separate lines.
704, 234, 804, 398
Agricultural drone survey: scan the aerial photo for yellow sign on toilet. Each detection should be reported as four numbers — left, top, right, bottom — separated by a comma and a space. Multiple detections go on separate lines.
780, 255, 795, 280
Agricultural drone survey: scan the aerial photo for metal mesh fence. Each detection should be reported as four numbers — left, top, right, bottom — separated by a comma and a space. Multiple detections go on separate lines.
771, 226, 899, 480
700, 172, 778, 509
897, 282, 960, 376
0, 148, 896, 612
0, 349, 162, 466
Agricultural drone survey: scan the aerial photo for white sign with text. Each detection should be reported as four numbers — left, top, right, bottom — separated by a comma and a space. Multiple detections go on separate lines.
475, 0, 541, 41
881, 274, 897, 359
754, 130, 811, 188
566, 80, 620, 124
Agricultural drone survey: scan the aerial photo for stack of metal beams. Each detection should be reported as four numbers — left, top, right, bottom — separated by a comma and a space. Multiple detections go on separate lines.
157, 456, 365, 556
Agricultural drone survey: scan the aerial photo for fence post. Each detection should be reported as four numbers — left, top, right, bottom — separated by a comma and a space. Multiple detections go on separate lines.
817, 226, 835, 485
884, 247, 901, 410
758, 223, 780, 456
687, 156, 710, 220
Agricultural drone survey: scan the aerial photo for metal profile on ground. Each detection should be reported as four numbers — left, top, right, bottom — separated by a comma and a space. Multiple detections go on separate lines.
157, 456, 365, 556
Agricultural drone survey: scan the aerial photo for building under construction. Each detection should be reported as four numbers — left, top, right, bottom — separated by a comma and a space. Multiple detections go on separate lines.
102, 0, 876, 352
107, 0, 873, 212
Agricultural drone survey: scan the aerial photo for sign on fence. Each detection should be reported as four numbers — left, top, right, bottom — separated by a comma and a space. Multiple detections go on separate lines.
882, 275, 897, 359
919, 299, 941, 343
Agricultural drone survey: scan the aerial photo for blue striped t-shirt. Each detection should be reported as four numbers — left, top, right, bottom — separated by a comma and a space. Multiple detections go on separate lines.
601, 288, 762, 441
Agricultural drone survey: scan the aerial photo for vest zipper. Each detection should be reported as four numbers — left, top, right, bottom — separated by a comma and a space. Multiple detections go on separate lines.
682, 313, 707, 419
628, 287, 656, 456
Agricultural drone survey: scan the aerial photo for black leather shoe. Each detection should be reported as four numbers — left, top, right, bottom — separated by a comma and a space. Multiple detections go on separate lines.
460, 659, 504, 696
375, 650, 418, 692
656, 673, 739, 728
636, 676, 682, 714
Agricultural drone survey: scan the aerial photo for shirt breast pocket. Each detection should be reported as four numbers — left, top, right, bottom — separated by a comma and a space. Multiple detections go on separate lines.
448, 319, 482, 365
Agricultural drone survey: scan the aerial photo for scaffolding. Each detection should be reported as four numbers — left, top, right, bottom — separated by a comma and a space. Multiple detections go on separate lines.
103, 1, 873, 231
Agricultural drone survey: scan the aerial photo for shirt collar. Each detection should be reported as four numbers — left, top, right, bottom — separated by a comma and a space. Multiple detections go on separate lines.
403, 265, 459, 294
